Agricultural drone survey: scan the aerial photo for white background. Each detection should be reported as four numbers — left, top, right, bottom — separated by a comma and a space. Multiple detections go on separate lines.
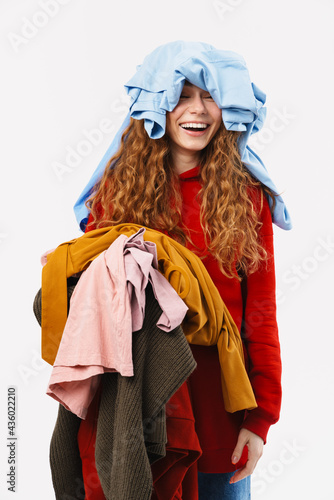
1, 0, 333, 498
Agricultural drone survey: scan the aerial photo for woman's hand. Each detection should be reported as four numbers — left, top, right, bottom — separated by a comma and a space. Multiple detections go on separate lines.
230, 428, 264, 484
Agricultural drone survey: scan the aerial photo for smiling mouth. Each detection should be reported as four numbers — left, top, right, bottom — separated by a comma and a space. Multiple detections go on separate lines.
180, 123, 209, 130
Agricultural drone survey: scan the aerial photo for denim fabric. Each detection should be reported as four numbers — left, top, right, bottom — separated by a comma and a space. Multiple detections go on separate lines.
198, 471, 251, 500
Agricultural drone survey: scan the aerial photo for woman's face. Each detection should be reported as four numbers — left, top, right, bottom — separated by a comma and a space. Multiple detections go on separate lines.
166, 82, 222, 163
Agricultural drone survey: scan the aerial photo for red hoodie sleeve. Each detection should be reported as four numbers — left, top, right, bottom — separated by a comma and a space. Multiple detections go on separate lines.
241, 189, 282, 444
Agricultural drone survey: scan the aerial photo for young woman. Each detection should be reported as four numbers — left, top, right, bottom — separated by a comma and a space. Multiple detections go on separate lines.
72, 41, 291, 500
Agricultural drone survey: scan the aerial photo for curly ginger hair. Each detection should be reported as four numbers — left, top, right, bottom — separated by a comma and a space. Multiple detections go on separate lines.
86, 118, 276, 280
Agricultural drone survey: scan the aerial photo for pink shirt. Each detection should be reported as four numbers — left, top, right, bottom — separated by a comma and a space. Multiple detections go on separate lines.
47, 229, 188, 418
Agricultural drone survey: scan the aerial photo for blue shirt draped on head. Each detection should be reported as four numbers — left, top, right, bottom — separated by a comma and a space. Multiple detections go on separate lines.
74, 40, 292, 232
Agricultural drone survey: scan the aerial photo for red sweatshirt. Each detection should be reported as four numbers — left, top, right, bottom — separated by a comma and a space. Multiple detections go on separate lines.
178, 166, 281, 473
81, 165, 282, 480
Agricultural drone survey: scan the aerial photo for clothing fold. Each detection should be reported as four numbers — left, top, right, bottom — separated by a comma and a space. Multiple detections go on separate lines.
95, 284, 197, 500
46, 229, 188, 419
151, 380, 202, 500
41, 223, 257, 413
49, 285, 197, 500
49, 403, 84, 500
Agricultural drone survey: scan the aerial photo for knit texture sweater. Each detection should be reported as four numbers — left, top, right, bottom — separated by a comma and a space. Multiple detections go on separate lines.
46, 285, 196, 499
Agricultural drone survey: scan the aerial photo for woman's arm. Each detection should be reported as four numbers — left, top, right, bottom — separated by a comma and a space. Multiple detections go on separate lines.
230, 188, 282, 482
241, 193, 282, 441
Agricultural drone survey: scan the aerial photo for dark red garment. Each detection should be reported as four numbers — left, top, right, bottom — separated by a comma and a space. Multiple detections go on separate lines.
77, 385, 106, 500
151, 380, 202, 500
178, 166, 281, 472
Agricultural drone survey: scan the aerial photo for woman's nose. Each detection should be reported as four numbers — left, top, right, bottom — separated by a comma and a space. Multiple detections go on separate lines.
188, 95, 207, 114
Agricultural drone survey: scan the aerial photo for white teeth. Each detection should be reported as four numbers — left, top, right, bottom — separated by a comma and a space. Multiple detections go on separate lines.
180, 123, 209, 129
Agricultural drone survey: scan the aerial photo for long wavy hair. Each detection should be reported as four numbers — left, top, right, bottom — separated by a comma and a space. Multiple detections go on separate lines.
86, 118, 276, 280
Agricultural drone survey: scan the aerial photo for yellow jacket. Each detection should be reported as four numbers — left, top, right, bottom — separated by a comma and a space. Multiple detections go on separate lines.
41, 223, 257, 412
